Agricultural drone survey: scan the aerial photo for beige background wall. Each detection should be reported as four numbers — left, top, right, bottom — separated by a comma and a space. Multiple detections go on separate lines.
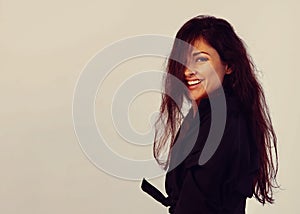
1, 0, 299, 213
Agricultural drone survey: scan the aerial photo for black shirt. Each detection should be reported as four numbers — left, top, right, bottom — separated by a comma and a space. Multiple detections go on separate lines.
141, 89, 259, 214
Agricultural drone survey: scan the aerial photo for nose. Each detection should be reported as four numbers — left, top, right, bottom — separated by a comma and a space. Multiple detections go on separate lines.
184, 68, 196, 78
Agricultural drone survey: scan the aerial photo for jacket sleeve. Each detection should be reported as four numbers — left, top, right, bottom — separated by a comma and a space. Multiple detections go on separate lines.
171, 111, 259, 214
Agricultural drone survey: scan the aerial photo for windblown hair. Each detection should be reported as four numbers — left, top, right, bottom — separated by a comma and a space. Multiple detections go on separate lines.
153, 15, 279, 204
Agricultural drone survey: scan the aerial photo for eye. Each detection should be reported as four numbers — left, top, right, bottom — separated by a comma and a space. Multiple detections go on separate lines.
195, 56, 208, 62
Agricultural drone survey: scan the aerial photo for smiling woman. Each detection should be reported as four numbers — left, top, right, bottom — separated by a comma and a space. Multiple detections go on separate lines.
141, 15, 279, 214
184, 38, 232, 104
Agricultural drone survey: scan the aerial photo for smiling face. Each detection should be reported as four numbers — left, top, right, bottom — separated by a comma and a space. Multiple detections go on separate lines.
184, 38, 232, 104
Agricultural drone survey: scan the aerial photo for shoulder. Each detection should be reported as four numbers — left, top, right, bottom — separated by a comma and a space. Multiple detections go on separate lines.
224, 94, 253, 151
184, 92, 252, 168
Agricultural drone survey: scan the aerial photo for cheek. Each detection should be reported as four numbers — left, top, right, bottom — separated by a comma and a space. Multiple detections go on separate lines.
200, 64, 223, 87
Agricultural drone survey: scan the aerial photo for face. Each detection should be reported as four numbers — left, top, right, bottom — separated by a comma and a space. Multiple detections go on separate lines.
184, 38, 232, 103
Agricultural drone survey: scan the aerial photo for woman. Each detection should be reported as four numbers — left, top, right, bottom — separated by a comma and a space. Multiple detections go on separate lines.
141, 15, 279, 214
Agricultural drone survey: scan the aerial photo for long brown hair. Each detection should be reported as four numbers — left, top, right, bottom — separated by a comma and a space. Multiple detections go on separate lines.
154, 15, 279, 204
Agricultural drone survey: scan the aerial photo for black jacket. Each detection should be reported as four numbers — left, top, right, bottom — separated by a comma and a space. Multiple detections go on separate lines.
141, 89, 259, 214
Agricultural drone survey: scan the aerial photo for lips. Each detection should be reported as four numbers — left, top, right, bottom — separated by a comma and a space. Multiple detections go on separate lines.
186, 79, 204, 87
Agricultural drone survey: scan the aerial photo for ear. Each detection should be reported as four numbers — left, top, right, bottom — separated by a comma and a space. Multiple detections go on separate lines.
225, 65, 233, 74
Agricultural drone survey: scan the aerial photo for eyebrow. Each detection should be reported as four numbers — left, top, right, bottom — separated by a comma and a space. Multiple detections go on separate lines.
192, 51, 210, 56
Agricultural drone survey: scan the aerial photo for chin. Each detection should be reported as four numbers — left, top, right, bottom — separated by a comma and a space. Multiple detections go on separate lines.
190, 91, 207, 101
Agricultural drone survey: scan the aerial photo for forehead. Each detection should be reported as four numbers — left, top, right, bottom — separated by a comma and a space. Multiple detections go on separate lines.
189, 38, 217, 56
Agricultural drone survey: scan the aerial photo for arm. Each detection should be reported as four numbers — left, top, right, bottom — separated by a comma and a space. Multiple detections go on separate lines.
171, 112, 258, 214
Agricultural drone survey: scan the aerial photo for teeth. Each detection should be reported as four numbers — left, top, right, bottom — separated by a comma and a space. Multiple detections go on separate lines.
187, 79, 201, 86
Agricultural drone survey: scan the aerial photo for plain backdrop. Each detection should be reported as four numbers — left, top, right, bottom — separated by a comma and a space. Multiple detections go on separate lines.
1, 0, 299, 213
